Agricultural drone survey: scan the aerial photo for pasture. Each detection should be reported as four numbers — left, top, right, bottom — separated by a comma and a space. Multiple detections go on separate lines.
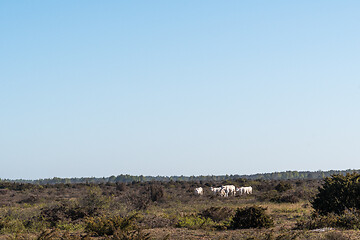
0, 178, 357, 239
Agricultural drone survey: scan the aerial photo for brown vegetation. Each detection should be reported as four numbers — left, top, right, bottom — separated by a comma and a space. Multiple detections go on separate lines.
0, 177, 359, 239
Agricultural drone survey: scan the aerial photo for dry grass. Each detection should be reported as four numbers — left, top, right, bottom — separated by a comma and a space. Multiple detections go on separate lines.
0, 180, 359, 239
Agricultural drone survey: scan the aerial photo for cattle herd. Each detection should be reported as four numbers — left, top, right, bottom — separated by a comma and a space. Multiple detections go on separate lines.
194, 185, 252, 197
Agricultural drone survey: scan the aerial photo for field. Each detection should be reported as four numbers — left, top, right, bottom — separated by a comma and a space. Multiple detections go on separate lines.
0, 179, 358, 239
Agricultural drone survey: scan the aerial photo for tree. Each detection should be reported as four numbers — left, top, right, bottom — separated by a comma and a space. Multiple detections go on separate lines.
312, 173, 360, 215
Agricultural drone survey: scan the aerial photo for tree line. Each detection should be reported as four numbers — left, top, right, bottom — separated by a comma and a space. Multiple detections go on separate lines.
2, 169, 359, 185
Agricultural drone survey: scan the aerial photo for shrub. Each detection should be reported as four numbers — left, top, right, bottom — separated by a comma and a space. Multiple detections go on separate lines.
323, 232, 348, 240
0, 217, 25, 233
116, 183, 127, 192
86, 214, 150, 240
18, 195, 40, 204
40, 201, 87, 226
85, 214, 137, 236
254, 180, 275, 192
256, 190, 299, 203
256, 190, 279, 202
229, 206, 273, 229
56, 221, 84, 231
36, 229, 59, 240
36, 229, 90, 240
176, 215, 215, 230
110, 228, 150, 240
79, 186, 110, 216
23, 218, 49, 233
139, 215, 172, 228
40, 203, 70, 225
338, 208, 360, 229
295, 213, 339, 230
199, 207, 234, 222
149, 185, 164, 202
312, 173, 360, 215
275, 194, 300, 203
296, 209, 360, 230
126, 192, 150, 211
0, 189, 8, 195
275, 182, 292, 192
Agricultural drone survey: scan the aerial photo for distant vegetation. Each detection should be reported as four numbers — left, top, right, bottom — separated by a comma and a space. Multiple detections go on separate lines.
1, 173, 360, 239
2, 169, 360, 184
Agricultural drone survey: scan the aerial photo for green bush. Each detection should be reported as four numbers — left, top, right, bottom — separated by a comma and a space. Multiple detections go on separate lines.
296, 213, 339, 230
338, 208, 360, 229
256, 190, 299, 203
55, 221, 84, 231
149, 185, 164, 202
116, 183, 127, 192
199, 207, 234, 222
312, 173, 360, 215
36, 229, 90, 240
110, 229, 150, 240
79, 186, 110, 216
296, 209, 360, 230
126, 192, 150, 211
323, 232, 348, 240
229, 206, 273, 229
40, 201, 87, 226
274, 194, 300, 203
176, 215, 215, 230
23, 218, 49, 233
0, 217, 25, 233
256, 190, 279, 202
85, 214, 150, 239
275, 182, 292, 192
85, 214, 137, 236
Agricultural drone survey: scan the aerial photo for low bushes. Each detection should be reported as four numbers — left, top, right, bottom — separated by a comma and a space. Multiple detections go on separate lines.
36, 229, 89, 240
199, 207, 234, 222
177, 206, 274, 230
0, 217, 26, 234
78, 186, 110, 216
0, 217, 49, 234
126, 192, 150, 211
176, 215, 215, 230
85, 215, 136, 236
312, 173, 360, 215
0, 207, 49, 234
295, 173, 360, 230
139, 215, 172, 228
116, 183, 127, 192
149, 185, 164, 202
40, 201, 87, 226
85, 214, 150, 239
275, 182, 292, 192
175, 207, 235, 230
296, 209, 360, 230
256, 190, 300, 203
229, 206, 273, 229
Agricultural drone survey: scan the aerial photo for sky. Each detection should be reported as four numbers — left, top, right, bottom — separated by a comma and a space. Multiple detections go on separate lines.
1, 1, 360, 179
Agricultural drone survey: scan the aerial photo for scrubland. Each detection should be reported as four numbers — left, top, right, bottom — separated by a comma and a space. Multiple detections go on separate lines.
0, 178, 358, 239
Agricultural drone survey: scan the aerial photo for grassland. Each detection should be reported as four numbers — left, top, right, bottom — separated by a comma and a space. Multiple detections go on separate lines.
0, 179, 357, 239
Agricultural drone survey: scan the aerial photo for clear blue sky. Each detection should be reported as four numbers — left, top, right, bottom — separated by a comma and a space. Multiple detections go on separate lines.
1, 1, 360, 179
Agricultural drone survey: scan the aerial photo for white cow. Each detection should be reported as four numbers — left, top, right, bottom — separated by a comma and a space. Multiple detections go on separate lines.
243, 186, 252, 194
194, 187, 203, 195
236, 186, 253, 195
221, 185, 236, 197
210, 187, 222, 195
219, 187, 227, 197
236, 187, 243, 195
